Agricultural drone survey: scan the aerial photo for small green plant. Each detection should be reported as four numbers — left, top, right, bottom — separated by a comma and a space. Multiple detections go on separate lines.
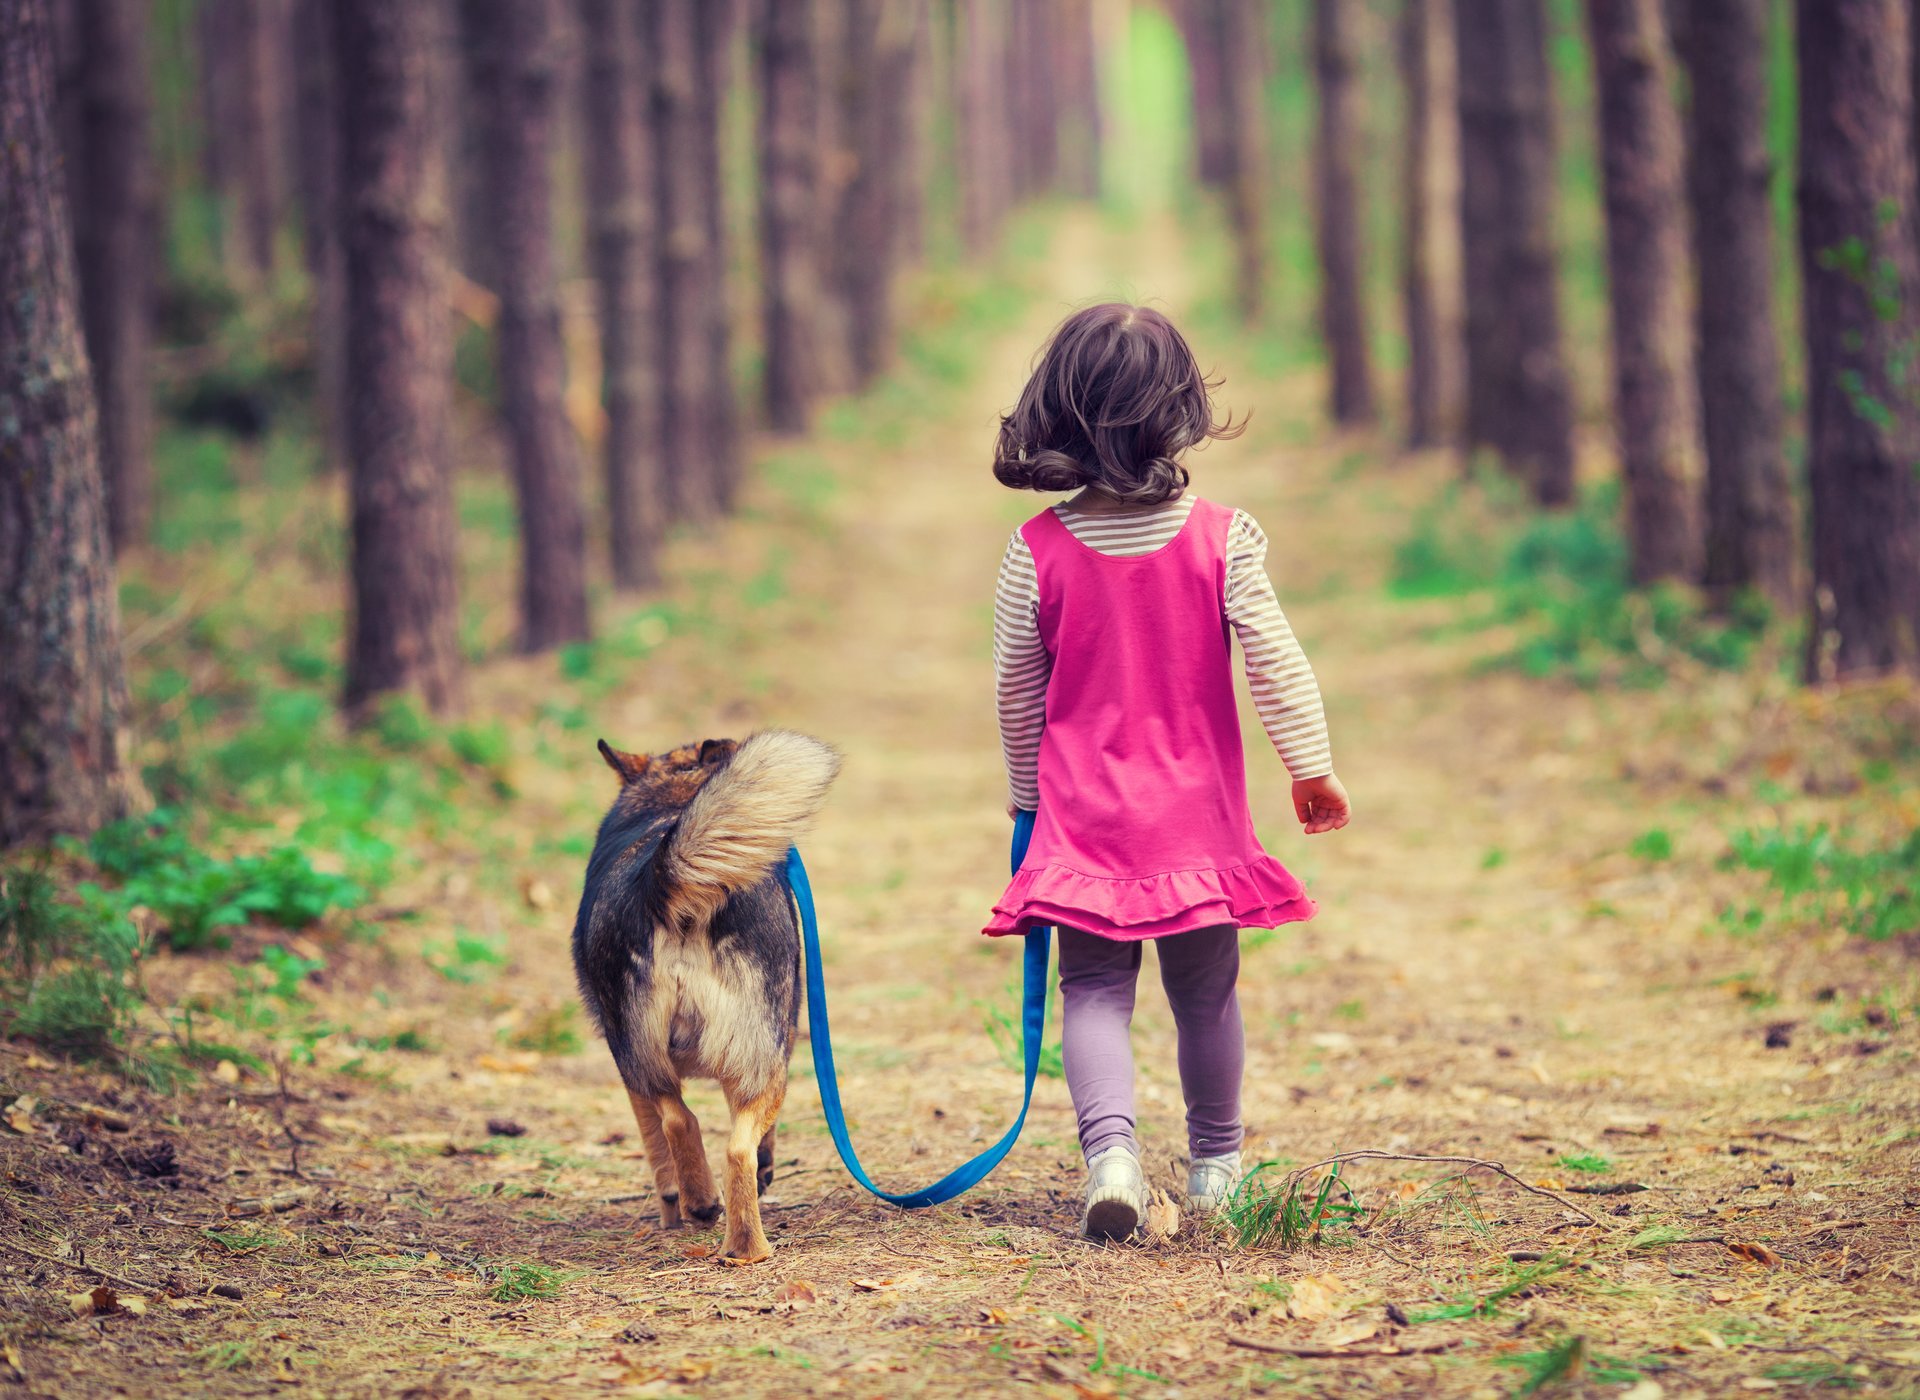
1721, 824, 1920, 942
1408, 1256, 1575, 1324
982, 1002, 1064, 1079
1502, 1334, 1588, 1396
0, 860, 145, 1062
426, 931, 507, 984
202, 1229, 273, 1253
482, 1260, 569, 1303
1557, 1152, 1612, 1175
507, 1004, 583, 1056
193, 1340, 256, 1372
1629, 828, 1673, 862
1221, 1162, 1363, 1250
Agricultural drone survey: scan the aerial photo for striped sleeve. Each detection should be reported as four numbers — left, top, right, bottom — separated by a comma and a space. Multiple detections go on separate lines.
994, 530, 1049, 811
1225, 510, 1333, 780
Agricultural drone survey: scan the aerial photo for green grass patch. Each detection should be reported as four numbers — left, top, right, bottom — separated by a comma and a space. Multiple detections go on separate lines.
1720, 823, 1920, 942
1221, 1162, 1363, 1250
482, 1260, 572, 1303
1557, 1152, 1612, 1175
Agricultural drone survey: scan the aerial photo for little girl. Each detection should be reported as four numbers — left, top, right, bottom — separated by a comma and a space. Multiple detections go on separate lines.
982, 303, 1351, 1241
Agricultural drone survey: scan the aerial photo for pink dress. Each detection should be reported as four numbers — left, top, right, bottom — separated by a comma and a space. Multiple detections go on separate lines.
984, 496, 1317, 941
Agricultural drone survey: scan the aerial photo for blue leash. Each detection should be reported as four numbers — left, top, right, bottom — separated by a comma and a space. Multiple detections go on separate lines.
784, 810, 1051, 1208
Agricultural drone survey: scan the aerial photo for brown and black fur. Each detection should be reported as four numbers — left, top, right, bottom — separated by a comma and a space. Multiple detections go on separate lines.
572, 730, 839, 1262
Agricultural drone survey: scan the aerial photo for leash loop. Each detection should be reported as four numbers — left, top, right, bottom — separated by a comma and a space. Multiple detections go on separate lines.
787, 810, 1051, 1207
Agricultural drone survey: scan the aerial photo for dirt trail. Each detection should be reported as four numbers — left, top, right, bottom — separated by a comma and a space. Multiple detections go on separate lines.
9, 207, 1917, 1398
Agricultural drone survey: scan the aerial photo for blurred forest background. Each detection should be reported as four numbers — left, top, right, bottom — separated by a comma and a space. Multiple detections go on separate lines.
2, 0, 1918, 1395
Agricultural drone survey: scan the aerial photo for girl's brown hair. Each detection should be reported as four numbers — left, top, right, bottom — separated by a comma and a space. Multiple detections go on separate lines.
992, 302, 1243, 505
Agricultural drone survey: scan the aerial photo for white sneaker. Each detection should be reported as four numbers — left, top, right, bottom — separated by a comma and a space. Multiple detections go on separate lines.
1185, 1151, 1243, 1215
1080, 1144, 1146, 1241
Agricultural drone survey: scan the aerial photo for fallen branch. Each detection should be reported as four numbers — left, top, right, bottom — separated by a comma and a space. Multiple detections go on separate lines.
1279, 1151, 1605, 1228
1227, 1334, 1463, 1359
0, 1238, 164, 1296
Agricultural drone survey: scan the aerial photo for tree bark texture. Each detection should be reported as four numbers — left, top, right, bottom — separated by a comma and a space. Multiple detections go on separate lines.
830, 0, 922, 388
1675, 0, 1795, 606
580, 0, 663, 588
956, 0, 1014, 256
1453, 0, 1576, 503
1313, 0, 1377, 424
756, 0, 823, 432
69, 0, 154, 550
1588, 0, 1703, 582
1399, 0, 1465, 448
293, 0, 346, 475
1795, 0, 1920, 679
649, 0, 719, 521
200, 0, 283, 283
695, 0, 742, 510
334, 0, 465, 717
0, 0, 139, 846
470, 0, 592, 650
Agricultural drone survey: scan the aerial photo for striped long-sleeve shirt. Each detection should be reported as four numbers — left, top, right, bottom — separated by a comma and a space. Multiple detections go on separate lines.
994, 495, 1333, 812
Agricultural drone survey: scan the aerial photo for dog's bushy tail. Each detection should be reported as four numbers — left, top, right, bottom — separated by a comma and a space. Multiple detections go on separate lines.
661, 730, 841, 925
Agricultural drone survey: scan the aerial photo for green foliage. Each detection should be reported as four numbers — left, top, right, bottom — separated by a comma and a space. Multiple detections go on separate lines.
507, 1004, 584, 1056
0, 860, 144, 1062
1406, 1256, 1576, 1325
1221, 1162, 1362, 1250
82, 810, 362, 951
1628, 829, 1673, 862
1557, 1152, 1612, 1175
1392, 481, 1776, 686
1503, 1334, 1589, 1396
482, 1260, 570, 1303
1721, 824, 1920, 942
982, 1001, 1065, 1080
426, 931, 506, 985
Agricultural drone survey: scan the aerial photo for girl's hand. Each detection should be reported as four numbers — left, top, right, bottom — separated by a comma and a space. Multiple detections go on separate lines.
1292, 774, 1352, 834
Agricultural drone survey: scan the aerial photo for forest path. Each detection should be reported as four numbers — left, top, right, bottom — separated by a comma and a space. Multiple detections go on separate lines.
33, 207, 1918, 1398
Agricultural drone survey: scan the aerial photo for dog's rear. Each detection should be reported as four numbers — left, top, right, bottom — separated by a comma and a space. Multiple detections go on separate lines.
572, 730, 838, 1262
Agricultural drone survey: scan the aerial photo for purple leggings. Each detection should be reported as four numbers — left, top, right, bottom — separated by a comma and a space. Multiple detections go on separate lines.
1058, 925, 1244, 1161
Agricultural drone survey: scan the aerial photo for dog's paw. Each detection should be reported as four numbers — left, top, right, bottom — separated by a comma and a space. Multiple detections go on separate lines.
721, 1239, 771, 1265
686, 1201, 723, 1225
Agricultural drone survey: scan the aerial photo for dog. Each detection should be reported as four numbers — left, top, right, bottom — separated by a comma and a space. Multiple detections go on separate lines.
571, 730, 839, 1262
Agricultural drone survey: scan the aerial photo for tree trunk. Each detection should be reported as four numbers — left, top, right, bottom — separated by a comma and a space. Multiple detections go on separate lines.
1453, 0, 1576, 503
1177, 0, 1233, 187
756, 0, 822, 433
649, 0, 718, 521
1675, 0, 1794, 607
580, 0, 663, 588
1400, 0, 1465, 448
0, 0, 139, 846
1313, 0, 1376, 424
69, 0, 154, 551
293, 0, 345, 475
1215, 0, 1268, 321
200, 0, 283, 284
1796, 0, 1920, 680
1007, 0, 1058, 199
1056, 0, 1102, 199
831, 0, 921, 388
470, 0, 592, 650
1588, 0, 1703, 582
956, 0, 1014, 256
696, 0, 743, 511
334, 0, 464, 717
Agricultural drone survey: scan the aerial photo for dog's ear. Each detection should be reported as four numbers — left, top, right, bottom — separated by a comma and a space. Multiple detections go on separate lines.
697, 738, 737, 768
598, 739, 650, 783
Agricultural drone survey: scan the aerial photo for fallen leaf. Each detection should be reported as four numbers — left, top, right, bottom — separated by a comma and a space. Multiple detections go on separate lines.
666, 1356, 714, 1382
522, 878, 555, 911
1618, 1382, 1664, 1400
1393, 1180, 1422, 1201
978, 1306, 1009, 1326
851, 1276, 896, 1291
3, 1096, 38, 1135
1, 1342, 23, 1383
1533, 1177, 1567, 1191
213, 1060, 241, 1084
772, 1280, 817, 1313
68, 1286, 117, 1318
1320, 1319, 1379, 1349
848, 1356, 905, 1373
1727, 1241, 1784, 1268
1285, 1274, 1351, 1322
681, 1244, 712, 1260
1144, 1189, 1181, 1241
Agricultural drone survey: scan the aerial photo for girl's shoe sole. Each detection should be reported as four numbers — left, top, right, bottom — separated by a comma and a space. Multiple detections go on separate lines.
1083, 1196, 1141, 1241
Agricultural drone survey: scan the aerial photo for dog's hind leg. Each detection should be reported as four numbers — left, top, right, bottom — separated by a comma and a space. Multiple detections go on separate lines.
653, 1089, 721, 1225
756, 1122, 776, 1196
627, 1091, 682, 1229
719, 1074, 787, 1263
